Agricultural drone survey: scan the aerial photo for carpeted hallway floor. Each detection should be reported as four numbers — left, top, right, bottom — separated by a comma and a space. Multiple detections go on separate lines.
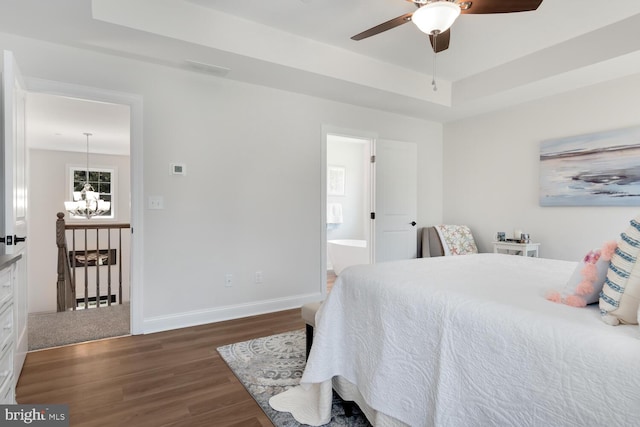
28, 302, 130, 350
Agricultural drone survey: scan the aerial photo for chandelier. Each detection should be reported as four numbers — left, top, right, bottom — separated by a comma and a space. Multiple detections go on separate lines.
64, 133, 111, 219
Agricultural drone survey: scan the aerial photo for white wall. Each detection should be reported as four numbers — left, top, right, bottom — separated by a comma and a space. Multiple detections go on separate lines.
2, 33, 443, 332
443, 73, 640, 261
326, 137, 369, 271
28, 149, 131, 313
327, 139, 368, 241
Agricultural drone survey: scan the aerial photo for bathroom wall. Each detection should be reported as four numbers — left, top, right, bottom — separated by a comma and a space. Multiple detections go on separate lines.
326, 137, 369, 241
326, 136, 370, 268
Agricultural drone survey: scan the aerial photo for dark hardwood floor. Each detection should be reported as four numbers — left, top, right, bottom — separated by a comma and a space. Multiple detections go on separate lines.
16, 308, 304, 427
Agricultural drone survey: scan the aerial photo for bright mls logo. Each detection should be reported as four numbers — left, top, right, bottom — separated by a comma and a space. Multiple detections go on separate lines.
1, 405, 69, 426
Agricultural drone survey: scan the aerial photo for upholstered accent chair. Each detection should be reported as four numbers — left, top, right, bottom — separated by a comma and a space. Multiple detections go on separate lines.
420, 225, 478, 257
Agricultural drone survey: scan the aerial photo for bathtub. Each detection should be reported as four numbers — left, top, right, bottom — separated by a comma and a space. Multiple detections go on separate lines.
327, 239, 369, 275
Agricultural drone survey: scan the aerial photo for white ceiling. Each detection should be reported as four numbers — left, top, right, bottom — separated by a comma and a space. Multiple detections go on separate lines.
26, 93, 130, 156
186, 0, 640, 81
2, 0, 640, 145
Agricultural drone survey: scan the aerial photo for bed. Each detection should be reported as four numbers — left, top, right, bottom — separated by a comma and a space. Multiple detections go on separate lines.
270, 253, 640, 426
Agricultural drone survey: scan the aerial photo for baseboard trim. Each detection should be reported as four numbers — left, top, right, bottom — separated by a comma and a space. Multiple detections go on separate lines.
142, 293, 323, 334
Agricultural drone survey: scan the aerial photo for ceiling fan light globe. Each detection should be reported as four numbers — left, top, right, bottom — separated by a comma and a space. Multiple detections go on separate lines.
412, 1, 461, 35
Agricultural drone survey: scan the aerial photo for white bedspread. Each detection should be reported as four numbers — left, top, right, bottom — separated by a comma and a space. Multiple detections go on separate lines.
270, 254, 640, 426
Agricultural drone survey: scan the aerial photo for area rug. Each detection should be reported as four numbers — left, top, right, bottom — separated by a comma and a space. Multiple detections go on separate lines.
217, 329, 371, 426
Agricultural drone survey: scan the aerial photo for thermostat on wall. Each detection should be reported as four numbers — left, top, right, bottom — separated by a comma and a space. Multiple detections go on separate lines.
170, 163, 186, 175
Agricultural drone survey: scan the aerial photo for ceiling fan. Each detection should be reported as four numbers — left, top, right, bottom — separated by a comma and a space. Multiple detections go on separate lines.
351, 0, 544, 53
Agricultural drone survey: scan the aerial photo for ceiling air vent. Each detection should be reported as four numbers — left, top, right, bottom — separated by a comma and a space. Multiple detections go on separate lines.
184, 60, 231, 77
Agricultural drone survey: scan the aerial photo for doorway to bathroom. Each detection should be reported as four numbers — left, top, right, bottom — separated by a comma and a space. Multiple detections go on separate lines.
322, 129, 418, 296
325, 133, 373, 291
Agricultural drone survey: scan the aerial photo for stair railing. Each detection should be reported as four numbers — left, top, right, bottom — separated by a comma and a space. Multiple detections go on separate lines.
56, 212, 131, 311
56, 212, 76, 311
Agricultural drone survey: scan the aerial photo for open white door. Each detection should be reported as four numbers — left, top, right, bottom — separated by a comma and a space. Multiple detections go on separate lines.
3, 50, 28, 381
374, 140, 417, 262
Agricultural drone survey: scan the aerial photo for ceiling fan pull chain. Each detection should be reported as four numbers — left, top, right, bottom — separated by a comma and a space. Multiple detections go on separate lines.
431, 32, 438, 91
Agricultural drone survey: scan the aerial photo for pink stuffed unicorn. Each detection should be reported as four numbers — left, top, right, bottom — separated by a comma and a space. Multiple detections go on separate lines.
546, 241, 617, 307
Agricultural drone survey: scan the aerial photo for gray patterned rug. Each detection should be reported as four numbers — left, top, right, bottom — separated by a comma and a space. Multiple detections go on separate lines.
217, 329, 371, 426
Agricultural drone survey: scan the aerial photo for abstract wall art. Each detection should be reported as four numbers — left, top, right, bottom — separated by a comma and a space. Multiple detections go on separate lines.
540, 125, 640, 206
328, 165, 346, 196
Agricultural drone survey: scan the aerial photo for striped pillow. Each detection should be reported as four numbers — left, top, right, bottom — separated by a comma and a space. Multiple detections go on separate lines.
599, 217, 640, 325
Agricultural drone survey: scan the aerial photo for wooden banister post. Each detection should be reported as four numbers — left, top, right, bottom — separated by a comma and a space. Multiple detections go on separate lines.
56, 212, 67, 312
56, 212, 77, 311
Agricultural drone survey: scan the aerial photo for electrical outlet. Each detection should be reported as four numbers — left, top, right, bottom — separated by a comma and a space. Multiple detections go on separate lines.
225, 274, 233, 287
255, 271, 263, 284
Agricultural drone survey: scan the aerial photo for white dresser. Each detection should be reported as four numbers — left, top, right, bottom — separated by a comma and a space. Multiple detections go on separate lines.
0, 254, 21, 404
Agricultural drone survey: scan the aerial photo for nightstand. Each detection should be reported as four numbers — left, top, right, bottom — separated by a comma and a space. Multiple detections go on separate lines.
493, 241, 540, 257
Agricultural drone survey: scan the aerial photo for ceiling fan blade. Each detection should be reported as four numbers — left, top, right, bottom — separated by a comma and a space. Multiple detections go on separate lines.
428, 29, 450, 53
351, 12, 414, 41
460, 0, 543, 14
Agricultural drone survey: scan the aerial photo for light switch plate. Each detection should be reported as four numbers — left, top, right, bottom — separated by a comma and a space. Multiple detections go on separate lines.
148, 196, 164, 210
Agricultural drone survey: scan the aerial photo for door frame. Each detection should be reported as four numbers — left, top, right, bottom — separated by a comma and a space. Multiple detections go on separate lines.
321, 125, 376, 298
25, 77, 144, 334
